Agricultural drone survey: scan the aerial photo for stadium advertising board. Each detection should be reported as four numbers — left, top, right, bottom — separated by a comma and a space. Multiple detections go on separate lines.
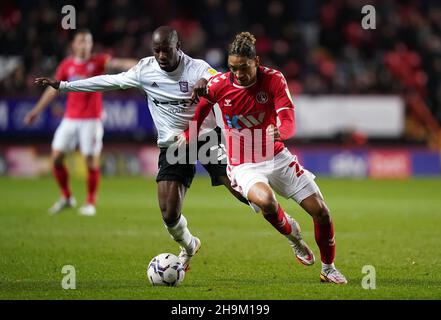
295, 96, 404, 138
1, 96, 403, 140
0, 97, 155, 139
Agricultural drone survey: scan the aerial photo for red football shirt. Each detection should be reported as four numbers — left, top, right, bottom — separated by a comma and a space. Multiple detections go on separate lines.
203, 66, 295, 165
55, 53, 110, 119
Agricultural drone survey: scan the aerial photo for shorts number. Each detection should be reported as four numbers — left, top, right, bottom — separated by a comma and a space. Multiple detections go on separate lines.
288, 160, 304, 177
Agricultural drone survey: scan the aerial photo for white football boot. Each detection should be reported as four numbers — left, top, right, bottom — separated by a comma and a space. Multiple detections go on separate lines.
285, 214, 315, 266
78, 203, 96, 216
48, 196, 76, 215
320, 268, 348, 284
178, 236, 201, 272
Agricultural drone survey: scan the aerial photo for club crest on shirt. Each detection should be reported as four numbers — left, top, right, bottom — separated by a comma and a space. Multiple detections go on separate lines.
179, 81, 189, 93
256, 91, 268, 104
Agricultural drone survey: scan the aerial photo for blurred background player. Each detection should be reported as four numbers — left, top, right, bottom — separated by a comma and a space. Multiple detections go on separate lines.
183, 32, 347, 284
24, 28, 138, 216
32, 26, 248, 271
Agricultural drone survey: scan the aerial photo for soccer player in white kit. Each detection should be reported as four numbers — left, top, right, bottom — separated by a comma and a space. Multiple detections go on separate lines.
24, 29, 137, 216
34, 26, 248, 271
182, 32, 347, 284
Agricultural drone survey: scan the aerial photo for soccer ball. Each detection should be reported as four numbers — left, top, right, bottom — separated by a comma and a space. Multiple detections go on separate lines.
147, 253, 185, 287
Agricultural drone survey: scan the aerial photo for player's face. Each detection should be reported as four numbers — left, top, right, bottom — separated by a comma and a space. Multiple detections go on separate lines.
228, 55, 260, 86
152, 38, 180, 72
72, 33, 93, 59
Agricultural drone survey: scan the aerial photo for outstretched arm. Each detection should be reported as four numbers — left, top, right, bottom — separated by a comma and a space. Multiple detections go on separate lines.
24, 86, 58, 125
34, 63, 141, 93
58, 73, 139, 92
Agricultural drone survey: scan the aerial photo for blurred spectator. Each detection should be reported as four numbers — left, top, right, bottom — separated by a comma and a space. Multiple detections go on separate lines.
0, 0, 440, 126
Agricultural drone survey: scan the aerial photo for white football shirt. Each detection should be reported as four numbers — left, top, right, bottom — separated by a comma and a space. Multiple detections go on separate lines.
59, 53, 218, 147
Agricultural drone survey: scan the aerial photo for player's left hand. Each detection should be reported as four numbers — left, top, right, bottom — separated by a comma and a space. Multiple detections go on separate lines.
266, 124, 281, 141
191, 78, 208, 100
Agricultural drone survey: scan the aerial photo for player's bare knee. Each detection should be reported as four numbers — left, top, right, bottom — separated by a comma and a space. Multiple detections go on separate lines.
85, 156, 99, 170
52, 155, 64, 167
257, 194, 278, 216
86, 162, 98, 171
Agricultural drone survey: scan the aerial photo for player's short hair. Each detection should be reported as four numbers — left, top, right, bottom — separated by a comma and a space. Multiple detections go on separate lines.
72, 28, 92, 40
167, 29, 179, 44
228, 32, 257, 59
152, 26, 179, 45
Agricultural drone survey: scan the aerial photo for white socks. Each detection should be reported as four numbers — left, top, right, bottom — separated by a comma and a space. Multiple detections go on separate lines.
165, 214, 194, 252
322, 262, 335, 271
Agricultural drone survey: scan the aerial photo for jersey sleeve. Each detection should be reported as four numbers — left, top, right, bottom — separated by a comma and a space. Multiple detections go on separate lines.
272, 73, 295, 113
195, 59, 218, 81
184, 97, 215, 142
54, 60, 68, 81
204, 73, 223, 104
277, 108, 296, 140
59, 59, 143, 92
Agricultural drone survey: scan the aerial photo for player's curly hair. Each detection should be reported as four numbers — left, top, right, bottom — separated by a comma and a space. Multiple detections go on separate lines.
229, 32, 257, 59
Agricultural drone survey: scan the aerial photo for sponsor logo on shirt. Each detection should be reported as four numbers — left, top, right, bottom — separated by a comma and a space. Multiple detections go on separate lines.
152, 98, 199, 107
168, 107, 187, 114
225, 112, 266, 129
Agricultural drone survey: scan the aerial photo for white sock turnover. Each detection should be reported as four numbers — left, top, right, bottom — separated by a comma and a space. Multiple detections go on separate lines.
164, 214, 194, 252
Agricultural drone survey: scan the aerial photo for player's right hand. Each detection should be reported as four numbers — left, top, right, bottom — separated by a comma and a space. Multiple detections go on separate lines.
34, 77, 60, 89
23, 110, 38, 125
191, 78, 208, 100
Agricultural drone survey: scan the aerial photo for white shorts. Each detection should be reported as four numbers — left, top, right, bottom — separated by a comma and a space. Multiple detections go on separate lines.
227, 148, 320, 204
52, 118, 104, 156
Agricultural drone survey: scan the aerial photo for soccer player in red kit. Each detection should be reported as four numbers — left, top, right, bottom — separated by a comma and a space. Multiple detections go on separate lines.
24, 29, 137, 216
182, 32, 347, 284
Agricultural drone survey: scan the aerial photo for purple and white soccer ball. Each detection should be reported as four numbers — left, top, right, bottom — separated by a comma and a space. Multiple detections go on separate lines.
147, 253, 185, 287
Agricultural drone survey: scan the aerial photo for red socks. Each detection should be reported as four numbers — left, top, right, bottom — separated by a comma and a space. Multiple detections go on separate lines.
264, 202, 336, 265
314, 221, 335, 264
53, 164, 100, 205
87, 168, 100, 205
53, 164, 71, 198
264, 205, 292, 235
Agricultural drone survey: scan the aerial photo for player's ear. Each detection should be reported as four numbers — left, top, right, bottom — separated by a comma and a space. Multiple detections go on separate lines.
176, 40, 182, 51
255, 56, 260, 67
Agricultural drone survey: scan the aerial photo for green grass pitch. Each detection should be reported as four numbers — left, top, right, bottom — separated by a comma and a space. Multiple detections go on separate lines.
0, 176, 440, 299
